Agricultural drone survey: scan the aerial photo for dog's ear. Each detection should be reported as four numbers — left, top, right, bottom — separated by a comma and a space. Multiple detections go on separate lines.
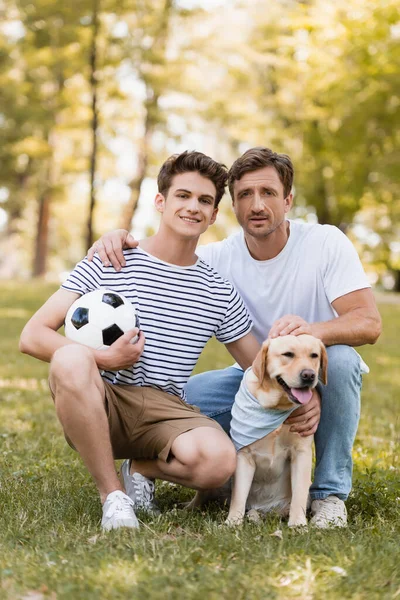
319, 341, 328, 385
252, 340, 270, 384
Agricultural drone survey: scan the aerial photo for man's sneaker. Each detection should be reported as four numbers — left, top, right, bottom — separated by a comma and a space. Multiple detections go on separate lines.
101, 490, 139, 531
310, 495, 347, 529
121, 459, 160, 515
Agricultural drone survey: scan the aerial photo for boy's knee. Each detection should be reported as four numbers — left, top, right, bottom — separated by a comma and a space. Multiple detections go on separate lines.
216, 443, 237, 484
197, 440, 236, 489
50, 345, 96, 389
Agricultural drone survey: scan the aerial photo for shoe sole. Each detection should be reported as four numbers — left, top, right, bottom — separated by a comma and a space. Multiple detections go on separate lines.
102, 519, 139, 531
309, 518, 347, 529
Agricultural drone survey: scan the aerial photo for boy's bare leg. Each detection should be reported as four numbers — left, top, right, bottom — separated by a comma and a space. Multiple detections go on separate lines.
49, 345, 122, 504
130, 427, 237, 490
51, 347, 236, 496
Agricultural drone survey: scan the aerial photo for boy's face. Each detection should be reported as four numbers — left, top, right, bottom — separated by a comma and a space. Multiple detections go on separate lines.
155, 172, 218, 239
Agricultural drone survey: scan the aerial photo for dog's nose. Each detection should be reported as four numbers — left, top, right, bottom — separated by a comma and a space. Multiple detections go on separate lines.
300, 369, 315, 384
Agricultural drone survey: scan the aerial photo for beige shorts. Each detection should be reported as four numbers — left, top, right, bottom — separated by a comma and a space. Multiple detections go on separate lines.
49, 380, 223, 462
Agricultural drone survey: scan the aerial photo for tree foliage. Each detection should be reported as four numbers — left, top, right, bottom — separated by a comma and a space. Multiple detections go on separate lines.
0, 0, 398, 282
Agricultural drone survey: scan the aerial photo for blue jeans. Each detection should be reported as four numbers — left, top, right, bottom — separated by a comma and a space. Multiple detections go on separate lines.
185, 345, 362, 501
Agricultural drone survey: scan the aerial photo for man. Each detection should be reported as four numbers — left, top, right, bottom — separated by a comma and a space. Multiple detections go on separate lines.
92, 147, 382, 528
20, 151, 261, 531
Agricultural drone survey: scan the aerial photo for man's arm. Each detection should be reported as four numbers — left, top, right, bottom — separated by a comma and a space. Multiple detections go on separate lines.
87, 229, 136, 271
268, 288, 381, 347
224, 332, 260, 371
19, 288, 145, 370
312, 288, 381, 346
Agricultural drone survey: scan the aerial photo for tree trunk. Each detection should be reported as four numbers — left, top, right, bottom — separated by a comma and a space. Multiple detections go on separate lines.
120, 99, 153, 231
32, 135, 56, 277
394, 270, 400, 293
314, 176, 331, 225
30, 18, 65, 277
119, 0, 174, 231
5, 160, 33, 236
307, 120, 332, 225
86, 0, 100, 250
32, 180, 51, 277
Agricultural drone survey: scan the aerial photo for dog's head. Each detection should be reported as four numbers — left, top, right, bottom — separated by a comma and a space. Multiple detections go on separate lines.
252, 334, 327, 409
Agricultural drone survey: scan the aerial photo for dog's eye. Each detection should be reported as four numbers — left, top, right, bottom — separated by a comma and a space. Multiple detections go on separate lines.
310, 353, 319, 358
282, 352, 295, 358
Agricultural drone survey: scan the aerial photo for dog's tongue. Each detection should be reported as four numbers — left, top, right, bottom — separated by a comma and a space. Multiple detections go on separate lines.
291, 388, 313, 405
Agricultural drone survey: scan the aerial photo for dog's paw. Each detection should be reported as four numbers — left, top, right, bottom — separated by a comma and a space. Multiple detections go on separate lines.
288, 518, 308, 530
247, 509, 261, 523
225, 515, 244, 527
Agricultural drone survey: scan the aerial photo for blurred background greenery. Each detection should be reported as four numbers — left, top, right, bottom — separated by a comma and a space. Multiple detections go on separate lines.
0, 0, 399, 287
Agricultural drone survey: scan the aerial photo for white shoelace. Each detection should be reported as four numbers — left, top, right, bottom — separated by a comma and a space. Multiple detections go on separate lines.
104, 493, 134, 519
133, 478, 155, 506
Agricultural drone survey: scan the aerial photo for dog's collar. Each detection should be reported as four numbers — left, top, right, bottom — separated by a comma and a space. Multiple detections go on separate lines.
230, 370, 297, 451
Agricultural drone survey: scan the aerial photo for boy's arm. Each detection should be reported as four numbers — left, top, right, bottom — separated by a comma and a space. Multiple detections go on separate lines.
19, 288, 81, 362
225, 333, 260, 371
19, 288, 144, 370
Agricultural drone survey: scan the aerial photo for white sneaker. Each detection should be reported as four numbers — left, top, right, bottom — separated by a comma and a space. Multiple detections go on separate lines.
310, 495, 347, 529
101, 490, 139, 531
121, 460, 160, 515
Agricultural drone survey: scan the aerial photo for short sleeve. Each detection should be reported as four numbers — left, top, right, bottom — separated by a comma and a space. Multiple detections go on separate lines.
321, 226, 370, 304
61, 255, 107, 296
215, 285, 253, 344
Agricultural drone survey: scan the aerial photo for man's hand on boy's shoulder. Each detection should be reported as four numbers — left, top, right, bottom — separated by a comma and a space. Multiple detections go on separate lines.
88, 229, 136, 271
94, 328, 145, 371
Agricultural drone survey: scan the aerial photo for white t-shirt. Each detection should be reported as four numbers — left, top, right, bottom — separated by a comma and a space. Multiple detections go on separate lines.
62, 248, 252, 398
197, 220, 370, 345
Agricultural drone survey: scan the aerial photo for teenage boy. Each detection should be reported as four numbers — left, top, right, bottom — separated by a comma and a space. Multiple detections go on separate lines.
20, 151, 260, 531
90, 147, 381, 528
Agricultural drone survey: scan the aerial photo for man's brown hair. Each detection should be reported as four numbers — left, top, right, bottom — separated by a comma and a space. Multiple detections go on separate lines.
228, 147, 294, 199
157, 151, 228, 207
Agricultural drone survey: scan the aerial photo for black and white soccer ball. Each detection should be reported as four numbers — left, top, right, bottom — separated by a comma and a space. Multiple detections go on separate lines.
64, 289, 139, 350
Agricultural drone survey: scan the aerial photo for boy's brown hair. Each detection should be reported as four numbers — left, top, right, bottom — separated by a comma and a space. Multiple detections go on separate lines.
157, 151, 228, 207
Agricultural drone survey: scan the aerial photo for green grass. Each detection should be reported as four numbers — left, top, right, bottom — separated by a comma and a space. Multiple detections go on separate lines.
0, 281, 399, 599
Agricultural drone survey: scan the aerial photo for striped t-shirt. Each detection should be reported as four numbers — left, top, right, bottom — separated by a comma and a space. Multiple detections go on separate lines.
62, 248, 252, 399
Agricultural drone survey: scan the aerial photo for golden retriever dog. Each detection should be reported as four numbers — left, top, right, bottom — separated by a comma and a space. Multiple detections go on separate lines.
226, 334, 327, 528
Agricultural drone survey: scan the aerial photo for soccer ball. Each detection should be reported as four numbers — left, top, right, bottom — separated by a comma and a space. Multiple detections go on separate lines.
64, 289, 139, 350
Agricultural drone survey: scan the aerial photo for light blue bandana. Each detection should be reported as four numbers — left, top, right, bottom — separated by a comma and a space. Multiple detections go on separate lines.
230, 369, 297, 451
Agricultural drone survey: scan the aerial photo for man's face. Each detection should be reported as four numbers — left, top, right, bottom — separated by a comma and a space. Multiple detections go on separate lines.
232, 166, 292, 239
156, 171, 218, 239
